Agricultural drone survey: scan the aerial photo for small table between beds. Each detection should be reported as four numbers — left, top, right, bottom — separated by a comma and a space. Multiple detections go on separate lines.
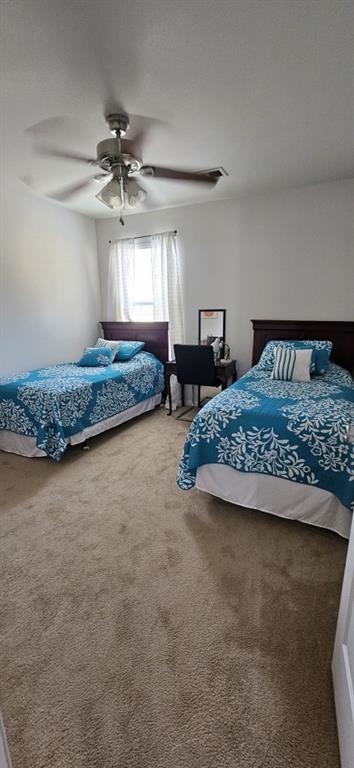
165, 358, 237, 415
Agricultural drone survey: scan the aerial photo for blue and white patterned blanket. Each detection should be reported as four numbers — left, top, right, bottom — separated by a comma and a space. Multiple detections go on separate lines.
0, 352, 164, 460
177, 362, 354, 512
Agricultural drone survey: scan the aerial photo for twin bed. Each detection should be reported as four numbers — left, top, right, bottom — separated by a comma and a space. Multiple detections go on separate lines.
0, 322, 168, 460
177, 320, 354, 539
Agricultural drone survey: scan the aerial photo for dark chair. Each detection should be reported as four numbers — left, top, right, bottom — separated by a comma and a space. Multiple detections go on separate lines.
174, 344, 221, 421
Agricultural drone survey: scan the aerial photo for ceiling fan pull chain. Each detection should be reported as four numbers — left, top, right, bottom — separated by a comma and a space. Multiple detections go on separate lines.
119, 175, 125, 225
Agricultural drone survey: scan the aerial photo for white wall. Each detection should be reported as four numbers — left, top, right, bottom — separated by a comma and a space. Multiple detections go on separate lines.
1, 178, 352, 379
0, 180, 101, 376
96, 179, 354, 376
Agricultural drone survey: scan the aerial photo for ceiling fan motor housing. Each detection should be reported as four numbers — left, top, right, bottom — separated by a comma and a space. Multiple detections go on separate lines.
96, 138, 122, 169
96, 138, 142, 173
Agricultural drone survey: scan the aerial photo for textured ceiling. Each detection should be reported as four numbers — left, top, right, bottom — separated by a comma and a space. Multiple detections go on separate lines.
1, 0, 353, 218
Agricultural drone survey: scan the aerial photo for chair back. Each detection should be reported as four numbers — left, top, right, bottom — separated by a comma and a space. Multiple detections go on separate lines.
174, 344, 218, 386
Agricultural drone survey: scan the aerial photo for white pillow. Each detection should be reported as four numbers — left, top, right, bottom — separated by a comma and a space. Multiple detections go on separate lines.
272, 347, 311, 382
95, 337, 120, 358
291, 349, 312, 382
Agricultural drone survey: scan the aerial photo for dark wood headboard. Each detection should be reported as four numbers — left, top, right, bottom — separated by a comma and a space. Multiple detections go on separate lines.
251, 319, 354, 373
100, 321, 169, 363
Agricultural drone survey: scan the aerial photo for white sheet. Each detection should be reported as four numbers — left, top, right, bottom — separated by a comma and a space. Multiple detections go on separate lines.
196, 464, 352, 539
0, 393, 162, 458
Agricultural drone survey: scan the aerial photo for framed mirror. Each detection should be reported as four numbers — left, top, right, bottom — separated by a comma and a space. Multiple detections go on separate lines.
198, 309, 226, 346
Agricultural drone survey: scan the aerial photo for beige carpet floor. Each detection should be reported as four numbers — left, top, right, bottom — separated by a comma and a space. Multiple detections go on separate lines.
0, 407, 348, 768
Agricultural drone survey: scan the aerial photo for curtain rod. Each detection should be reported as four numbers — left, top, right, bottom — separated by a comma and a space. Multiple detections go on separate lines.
108, 229, 177, 244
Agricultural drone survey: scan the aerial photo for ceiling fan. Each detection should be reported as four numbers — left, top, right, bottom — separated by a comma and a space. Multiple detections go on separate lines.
36, 112, 222, 217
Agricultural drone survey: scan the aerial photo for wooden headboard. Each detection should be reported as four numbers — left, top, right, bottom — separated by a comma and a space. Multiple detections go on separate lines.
100, 321, 169, 363
251, 319, 354, 373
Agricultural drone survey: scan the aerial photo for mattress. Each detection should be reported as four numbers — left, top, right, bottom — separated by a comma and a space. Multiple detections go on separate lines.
0, 393, 161, 458
196, 464, 352, 539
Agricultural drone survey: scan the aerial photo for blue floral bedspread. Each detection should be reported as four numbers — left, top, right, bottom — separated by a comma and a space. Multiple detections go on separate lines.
177, 362, 354, 512
0, 352, 164, 460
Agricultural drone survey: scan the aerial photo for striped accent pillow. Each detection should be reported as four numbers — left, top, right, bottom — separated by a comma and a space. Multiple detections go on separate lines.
95, 337, 120, 358
272, 347, 312, 382
272, 347, 296, 380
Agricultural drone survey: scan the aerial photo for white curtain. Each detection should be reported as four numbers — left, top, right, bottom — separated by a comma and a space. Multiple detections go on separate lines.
151, 231, 184, 356
106, 237, 135, 321
106, 231, 184, 355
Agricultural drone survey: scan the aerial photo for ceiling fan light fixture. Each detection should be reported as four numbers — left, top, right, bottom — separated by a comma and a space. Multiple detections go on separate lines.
125, 178, 147, 208
95, 178, 123, 209
95, 176, 147, 210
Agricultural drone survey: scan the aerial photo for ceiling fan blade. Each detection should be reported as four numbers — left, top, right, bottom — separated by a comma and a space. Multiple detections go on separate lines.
120, 134, 146, 159
121, 115, 158, 154
140, 166, 219, 185
109, 113, 165, 157
35, 144, 97, 165
94, 173, 112, 183
47, 177, 94, 201
25, 116, 78, 140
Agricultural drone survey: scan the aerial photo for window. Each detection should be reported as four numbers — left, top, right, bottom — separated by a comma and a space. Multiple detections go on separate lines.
106, 230, 183, 358
131, 239, 153, 321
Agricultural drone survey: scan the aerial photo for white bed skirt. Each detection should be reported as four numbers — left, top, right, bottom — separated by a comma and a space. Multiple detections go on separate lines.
196, 464, 352, 539
0, 393, 162, 459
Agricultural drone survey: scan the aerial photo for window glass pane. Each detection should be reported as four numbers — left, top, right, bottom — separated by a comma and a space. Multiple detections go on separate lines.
133, 247, 153, 303
131, 242, 153, 321
133, 303, 153, 321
